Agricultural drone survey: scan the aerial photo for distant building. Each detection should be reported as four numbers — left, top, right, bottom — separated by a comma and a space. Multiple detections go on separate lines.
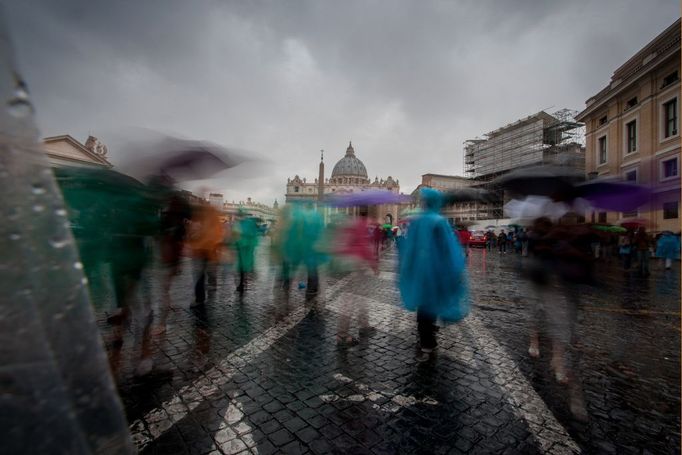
208, 192, 224, 208
464, 110, 585, 219
575, 19, 680, 233
410, 174, 474, 224
285, 142, 402, 224
42, 135, 112, 168
223, 197, 277, 225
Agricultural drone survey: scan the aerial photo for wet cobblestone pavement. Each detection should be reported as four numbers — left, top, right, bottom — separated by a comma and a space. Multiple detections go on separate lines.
94, 241, 680, 454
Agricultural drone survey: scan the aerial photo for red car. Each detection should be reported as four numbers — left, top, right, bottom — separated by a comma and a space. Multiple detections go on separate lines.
455, 228, 470, 247
468, 231, 487, 248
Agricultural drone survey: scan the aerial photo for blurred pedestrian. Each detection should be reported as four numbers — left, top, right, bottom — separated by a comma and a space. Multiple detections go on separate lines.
634, 226, 651, 276
519, 228, 529, 257
656, 230, 680, 270
498, 230, 507, 254
106, 179, 160, 377
619, 234, 632, 270
332, 213, 378, 346
394, 224, 404, 251
373, 224, 383, 258
156, 190, 192, 333
279, 203, 324, 300
188, 203, 224, 304
233, 208, 259, 293
399, 188, 469, 362
485, 230, 494, 251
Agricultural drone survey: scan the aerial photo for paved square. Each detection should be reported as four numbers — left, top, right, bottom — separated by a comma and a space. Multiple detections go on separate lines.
95, 244, 680, 454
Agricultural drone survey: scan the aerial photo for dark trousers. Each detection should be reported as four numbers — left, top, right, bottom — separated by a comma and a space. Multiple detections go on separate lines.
499, 242, 506, 253
417, 308, 437, 350
306, 267, 319, 300
194, 258, 209, 302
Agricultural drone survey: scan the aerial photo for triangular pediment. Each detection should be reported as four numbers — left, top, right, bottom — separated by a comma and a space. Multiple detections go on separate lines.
42, 135, 112, 167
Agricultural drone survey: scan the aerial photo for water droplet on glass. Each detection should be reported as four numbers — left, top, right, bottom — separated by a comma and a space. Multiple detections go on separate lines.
9, 233, 20, 240
49, 238, 69, 248
32, 184, 46, 195
55, 209, 67, 217
7, 207, 19, 221
74, 262, 83, 270
81, 277, 88, 285
7, 81, 33, 118
54, 313, 64, 320
33, 204, 45, 212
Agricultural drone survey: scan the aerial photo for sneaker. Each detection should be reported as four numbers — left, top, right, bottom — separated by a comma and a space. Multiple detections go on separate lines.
416, 350, 431, 362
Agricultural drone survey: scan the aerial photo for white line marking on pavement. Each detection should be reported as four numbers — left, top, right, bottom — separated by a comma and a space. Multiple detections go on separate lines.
320, 373, 440, 410
465, 317, 581, 453
131, 275, 353, 451
326, 290, 581, 453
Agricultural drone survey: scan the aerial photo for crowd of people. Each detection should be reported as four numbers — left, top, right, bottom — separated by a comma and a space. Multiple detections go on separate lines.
475, 224, 680, 277
56, 166, 678, 423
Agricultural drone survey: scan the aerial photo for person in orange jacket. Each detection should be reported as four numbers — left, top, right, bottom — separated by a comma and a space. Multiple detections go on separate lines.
187, 203, 224, 305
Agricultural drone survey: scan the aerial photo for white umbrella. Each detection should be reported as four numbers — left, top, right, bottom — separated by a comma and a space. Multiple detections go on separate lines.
504, 196, 570, 223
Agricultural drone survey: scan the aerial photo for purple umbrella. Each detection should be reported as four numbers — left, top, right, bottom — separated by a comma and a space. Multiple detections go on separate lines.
574, 179, 651, 212
326, 189, 410, 207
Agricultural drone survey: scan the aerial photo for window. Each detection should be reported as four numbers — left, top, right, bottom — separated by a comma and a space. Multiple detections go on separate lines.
662, 70, 679, 89
598, 212, 607, 223
663, 201, 679, 219
661, 157, 678, 180
622, 209, 638, 219
625, 97, 638, 110
626, 120, 637, 153
624, 169, 637, 182
664, 98, 678, 138
598, 136, 607, 164
294, 186, 299, 193
599, 115, 608, 126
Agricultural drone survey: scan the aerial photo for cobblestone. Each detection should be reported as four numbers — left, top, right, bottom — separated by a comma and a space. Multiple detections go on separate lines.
91, 243, 680, 454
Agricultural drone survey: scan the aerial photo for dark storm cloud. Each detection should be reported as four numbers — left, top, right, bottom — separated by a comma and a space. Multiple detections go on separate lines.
4, 0, 678, 202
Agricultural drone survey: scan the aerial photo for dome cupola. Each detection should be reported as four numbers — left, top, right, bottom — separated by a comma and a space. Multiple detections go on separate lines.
331, 141, 369, 183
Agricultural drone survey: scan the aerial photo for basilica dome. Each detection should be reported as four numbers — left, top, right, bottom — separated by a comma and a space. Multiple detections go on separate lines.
331, 142, 368, 179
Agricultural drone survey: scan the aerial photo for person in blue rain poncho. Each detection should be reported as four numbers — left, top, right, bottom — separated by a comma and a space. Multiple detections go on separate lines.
656, 231, 680, 270
399, 188, 470, 361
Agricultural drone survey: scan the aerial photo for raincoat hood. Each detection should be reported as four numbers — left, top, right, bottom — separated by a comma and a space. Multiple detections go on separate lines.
420, 188, 443, 212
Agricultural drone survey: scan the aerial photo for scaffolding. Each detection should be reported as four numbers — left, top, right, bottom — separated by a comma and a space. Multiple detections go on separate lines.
461, 109, 585, 220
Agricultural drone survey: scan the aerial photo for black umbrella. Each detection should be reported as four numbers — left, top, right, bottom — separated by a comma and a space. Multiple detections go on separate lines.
492, 165, 584, 198
442, 188, 495, 205
118, 133, 250, 182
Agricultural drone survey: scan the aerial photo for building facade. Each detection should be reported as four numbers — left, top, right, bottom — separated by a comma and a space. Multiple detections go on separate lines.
575, 19, 680, 233
285, 142, 401, 224
464, 110, 585, 219
42, 135, 112, 168
223, 197, 277, 225
208, 193, 224, 208
410, 174, 474, 224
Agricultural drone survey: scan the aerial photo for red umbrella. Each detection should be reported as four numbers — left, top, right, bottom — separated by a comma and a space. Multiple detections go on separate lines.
619, 218, 648, 229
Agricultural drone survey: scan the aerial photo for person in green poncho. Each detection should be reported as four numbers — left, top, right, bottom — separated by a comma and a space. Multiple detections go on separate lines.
233, 208, 259, 292
55, 165, 162, 376
279, 203, 324, 301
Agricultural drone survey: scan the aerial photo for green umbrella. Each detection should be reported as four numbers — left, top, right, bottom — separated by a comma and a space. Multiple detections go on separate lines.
591, 224, 627, 233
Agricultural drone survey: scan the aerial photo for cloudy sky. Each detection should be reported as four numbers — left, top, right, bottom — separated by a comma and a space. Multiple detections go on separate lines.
5, 0, 678, 204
